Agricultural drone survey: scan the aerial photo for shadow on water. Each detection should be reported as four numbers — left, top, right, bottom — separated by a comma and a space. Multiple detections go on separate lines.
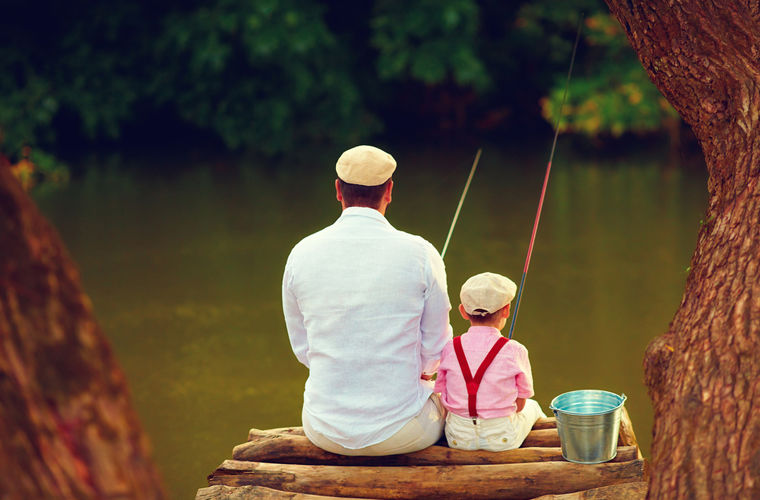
34, 140, 707, 499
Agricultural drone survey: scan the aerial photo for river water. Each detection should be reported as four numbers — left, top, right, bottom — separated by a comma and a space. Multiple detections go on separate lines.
34, 141, 707, 499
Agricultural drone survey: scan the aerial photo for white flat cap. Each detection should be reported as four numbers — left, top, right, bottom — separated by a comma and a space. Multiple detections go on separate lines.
460, 272, 517, 316
336, 145, 396, 186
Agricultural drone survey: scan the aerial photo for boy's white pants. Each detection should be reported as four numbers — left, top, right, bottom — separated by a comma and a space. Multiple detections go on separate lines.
445, 399, 546, 451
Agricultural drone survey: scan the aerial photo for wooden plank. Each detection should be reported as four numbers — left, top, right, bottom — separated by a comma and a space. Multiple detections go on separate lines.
208, 459, 647, 500
523, 428, 560, 447
247, 417, 556, 443
249, 427, 305, 440
616, 407, 643, 459
234, 432, 637, 466
530, 480, 648, 499
248, 426, 561, 449
533, 417, 557, 429
196, 484, 369, 499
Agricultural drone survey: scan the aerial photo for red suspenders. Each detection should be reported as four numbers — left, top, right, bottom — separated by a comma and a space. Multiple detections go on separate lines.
452, 335, 509, 424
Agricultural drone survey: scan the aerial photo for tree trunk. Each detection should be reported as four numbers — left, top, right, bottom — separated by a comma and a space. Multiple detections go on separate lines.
602, 1, 760, 498
0, 167, 165, 498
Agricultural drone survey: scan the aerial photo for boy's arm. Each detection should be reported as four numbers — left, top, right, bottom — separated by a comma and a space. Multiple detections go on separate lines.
515, 347, 535, 400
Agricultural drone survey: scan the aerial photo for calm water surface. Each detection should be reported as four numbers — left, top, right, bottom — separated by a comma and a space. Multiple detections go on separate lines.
35, 142, 707, 499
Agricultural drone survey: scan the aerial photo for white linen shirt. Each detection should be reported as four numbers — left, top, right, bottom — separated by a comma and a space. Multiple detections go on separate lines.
283, 206, 452, 449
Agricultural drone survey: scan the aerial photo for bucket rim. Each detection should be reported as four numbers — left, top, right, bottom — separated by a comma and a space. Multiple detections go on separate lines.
549, 389, 626, 415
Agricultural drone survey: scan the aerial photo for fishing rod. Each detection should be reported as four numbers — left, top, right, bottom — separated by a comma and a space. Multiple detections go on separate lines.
441, 148, 482, 260
508, 15, 584, 340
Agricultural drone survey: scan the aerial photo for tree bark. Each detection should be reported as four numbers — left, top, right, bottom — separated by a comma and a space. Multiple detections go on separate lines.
0, 167, 165, 498
602, 1, 760, 498
195, 484, 362, 500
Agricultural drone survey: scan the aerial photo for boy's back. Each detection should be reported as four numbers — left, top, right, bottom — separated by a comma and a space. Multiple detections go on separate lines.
435, 327, 534, 419
434, 272, 546, 451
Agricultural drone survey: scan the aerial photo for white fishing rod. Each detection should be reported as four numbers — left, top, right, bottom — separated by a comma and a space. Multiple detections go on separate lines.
441, 148, 482, 259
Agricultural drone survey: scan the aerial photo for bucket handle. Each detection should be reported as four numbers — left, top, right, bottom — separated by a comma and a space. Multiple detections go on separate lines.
549, 392, 627, 414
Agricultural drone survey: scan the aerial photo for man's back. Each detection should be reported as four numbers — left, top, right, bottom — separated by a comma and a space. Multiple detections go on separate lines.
283, 207, 452, 448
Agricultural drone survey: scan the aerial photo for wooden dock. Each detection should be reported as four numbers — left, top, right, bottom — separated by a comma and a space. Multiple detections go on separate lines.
197, 408, 647, 499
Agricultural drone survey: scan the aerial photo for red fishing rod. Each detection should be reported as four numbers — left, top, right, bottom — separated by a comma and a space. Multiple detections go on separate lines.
508, 16, 584, 340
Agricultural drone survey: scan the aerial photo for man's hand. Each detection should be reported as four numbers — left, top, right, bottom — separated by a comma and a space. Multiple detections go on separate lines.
420, 373, 433, 381
516, 397, 526, 412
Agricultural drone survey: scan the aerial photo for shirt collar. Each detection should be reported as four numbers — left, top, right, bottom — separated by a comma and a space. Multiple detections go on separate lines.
466, 325, 504, 338
336, 206, 393, 228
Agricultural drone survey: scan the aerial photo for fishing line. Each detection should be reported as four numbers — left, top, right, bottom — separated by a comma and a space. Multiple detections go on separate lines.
441, 148, 482, 259
508, 15, 584, 340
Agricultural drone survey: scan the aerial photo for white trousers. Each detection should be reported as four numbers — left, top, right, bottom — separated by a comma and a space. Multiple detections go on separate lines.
303, 394, 446, 456
445, 399, 547, 451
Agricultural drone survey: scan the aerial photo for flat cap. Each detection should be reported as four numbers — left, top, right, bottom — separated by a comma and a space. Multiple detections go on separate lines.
336, 145, 396, 186
460, 272, 517, 316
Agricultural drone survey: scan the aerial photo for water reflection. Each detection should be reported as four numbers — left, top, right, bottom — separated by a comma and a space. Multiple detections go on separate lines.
34, 143, 706, 499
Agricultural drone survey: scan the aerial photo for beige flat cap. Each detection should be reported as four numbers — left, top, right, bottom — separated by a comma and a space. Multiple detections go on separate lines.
460, 272, 517, 316
336, 145, 396, 186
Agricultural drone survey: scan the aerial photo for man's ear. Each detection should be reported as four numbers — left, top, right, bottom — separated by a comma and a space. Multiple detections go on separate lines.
458, 303, 470, 320
335, 179, 343, 203
502, 303, 511, 318
384, 180, 393, 204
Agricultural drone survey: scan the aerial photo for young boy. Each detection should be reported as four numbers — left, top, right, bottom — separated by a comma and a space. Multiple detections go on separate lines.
434, 272, 546, 451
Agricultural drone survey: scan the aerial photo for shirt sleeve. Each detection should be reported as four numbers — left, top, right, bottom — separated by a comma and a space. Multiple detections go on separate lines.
282, 257, 310, 367
515, 346, 535, 399
420, 245, 453, 374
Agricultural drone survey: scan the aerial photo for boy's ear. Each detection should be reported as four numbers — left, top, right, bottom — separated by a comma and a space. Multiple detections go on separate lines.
458, 304, 470, 320
502, 303, 511, 318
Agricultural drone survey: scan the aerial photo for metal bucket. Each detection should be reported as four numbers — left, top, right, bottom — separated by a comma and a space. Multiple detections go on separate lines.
549, 390, 627, 464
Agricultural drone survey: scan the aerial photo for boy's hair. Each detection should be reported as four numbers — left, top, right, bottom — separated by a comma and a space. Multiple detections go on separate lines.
467, 309, 503, 325
467, 304, 509, 326
338, 178, 391, 208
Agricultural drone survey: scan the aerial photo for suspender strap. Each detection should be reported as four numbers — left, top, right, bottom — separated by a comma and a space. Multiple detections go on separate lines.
452, 335, 509, 423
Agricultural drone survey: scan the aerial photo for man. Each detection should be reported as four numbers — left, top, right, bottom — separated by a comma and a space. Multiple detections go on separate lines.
282, 145, 453, 455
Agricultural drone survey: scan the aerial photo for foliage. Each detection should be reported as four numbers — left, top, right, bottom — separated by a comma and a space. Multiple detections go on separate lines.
541, 60, 677, 137
0, 1, 148, 183
516, 1, 679, 137
0, 72, 58, 157
0, 0, 372, 164
371, 0, 489, 91
151, 0, 372, 154
53, 2, 147, 141
29, 149, 70, 184
4, 146, 69, 192
0, 0, 683, 182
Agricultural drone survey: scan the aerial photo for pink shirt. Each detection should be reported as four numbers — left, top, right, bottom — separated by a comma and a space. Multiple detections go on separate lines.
434, 326, 534, 419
